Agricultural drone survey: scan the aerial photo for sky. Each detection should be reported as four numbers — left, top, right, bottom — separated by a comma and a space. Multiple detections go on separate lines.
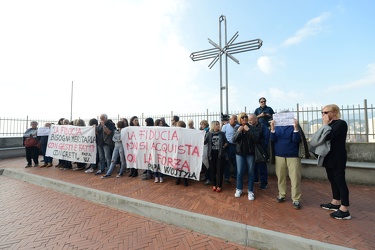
1, 0, 374, 121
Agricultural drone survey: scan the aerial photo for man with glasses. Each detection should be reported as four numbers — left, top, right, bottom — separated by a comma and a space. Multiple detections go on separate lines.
254, 97, 274, 128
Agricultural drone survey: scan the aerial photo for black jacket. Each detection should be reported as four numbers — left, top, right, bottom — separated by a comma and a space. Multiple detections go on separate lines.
233, 124, 260, 156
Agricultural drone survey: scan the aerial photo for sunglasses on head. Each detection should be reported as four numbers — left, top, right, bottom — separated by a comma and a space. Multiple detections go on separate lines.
241, 115, 248, 119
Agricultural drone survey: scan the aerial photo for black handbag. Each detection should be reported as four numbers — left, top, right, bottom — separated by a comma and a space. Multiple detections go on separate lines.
254, 143, 267, 163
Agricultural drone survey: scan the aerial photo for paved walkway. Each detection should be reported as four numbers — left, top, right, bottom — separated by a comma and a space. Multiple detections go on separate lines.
0, 157, 374, 249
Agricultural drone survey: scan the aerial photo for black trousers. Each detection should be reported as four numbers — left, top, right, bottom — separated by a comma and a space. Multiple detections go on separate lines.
325, 166, 350, 206
25, 146, 39, 165
209, 151, 225, 188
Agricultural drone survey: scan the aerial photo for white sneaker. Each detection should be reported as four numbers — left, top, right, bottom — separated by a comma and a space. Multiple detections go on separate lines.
248, 191, 255, 201
234, 189, 242, 198
85, 168, 94, 173
159, 177, 164, 183
154, 177, 159, 183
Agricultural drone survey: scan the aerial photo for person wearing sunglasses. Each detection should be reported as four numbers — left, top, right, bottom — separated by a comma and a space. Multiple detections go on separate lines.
254, 97, 274, 128
317, 104, 351, 220
232, 112, 260, 201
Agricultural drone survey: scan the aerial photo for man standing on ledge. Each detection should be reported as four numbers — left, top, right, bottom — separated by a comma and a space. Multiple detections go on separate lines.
254, 97, 274, 128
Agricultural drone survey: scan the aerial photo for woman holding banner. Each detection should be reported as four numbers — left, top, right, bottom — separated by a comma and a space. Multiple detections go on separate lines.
128, 116, 140, 177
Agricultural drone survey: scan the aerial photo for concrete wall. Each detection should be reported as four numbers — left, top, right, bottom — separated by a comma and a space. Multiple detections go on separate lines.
346, 142, 375, 162
0, 137, 23, 148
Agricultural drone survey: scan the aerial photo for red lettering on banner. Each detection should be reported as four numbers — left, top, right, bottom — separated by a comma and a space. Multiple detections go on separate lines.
127, 131, 136, 140
61, 126, 82, 136
156, 154, 190, 172
127, 154, 136, 162
144, 153, 153, 163
53, 126, 60, 133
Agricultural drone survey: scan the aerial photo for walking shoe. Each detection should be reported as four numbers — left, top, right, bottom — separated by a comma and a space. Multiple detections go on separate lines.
154, 177, 159, 183
234, 189, 242, 198
25, 164, 32, 168
116, 174, 123, 178
85, 168, 94, 173
34, 164, 39, 167
276, 196, 286, 203
204, 179, 212, 185
216, 187, 222, 193
142, 174, 151, 180
248, 191, 255, 201
46, 163, 53, 167
95, 170, 105, 175
39, 164, 47, 168
330, 209, 351, 220
73, 167, 84, 171
159, 177, 164, 183
260, 184, 268, 190
101, 175, 111, 179
320, 203, 340, 211
293, 201, 301, 209
131, 171, 138, 177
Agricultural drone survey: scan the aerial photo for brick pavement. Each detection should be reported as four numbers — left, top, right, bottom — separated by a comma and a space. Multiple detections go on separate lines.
0, 175, 253, 250
1, 157, 375, 249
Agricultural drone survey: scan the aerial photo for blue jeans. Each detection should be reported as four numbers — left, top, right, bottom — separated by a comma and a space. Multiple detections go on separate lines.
41, 143, 53, 164
105, 145, 126, 176
254, 161, 268, 185
98, 144, 112, 172
236, 154, 255, 192
224, 143, 237, 179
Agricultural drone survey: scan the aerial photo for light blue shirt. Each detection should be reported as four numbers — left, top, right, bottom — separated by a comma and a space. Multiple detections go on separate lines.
221, 123, 239, 143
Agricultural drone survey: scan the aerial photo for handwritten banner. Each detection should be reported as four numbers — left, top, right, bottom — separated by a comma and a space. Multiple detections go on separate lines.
37, 127, 50, 136
46, 125, 97, 164
273, 112, 295, 126
122, 127, 205, 181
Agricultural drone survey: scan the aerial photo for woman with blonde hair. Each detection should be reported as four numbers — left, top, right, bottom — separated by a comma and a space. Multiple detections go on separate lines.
318, 104, 351, 219
233, 112, 260, 200
204, 121, 228, 192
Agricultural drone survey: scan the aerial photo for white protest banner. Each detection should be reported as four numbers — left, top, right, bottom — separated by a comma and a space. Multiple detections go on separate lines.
122, 126, 205, 181
46, 125, 96, 164
37, 127, 50, 136
273, 112, 295, 126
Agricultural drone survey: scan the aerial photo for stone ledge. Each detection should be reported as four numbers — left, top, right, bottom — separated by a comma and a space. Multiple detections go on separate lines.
301, 159, 375, 169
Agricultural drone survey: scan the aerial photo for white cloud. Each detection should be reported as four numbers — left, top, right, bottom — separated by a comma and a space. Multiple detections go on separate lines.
257, 56, 272, 74
0, 0, 201, 119
282, 12, 330, 47
326, 63, 375, 92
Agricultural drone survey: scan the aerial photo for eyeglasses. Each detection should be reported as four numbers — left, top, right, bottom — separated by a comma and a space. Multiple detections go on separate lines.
241, 116, 248, 119
321, 111, 332, 114
260, 100, 266, 103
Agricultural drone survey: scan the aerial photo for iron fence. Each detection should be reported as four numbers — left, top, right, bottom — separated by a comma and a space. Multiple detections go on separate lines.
1, 100, 374, 142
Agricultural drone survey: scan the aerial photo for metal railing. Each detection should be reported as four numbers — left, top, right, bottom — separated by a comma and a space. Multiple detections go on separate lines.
1, 100, 374, 142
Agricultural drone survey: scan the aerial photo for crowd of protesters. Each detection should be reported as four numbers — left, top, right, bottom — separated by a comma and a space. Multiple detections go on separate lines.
23, 98, 352, 219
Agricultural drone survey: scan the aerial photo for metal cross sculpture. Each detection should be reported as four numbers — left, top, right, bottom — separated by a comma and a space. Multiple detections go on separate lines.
190, 15, 263, 115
